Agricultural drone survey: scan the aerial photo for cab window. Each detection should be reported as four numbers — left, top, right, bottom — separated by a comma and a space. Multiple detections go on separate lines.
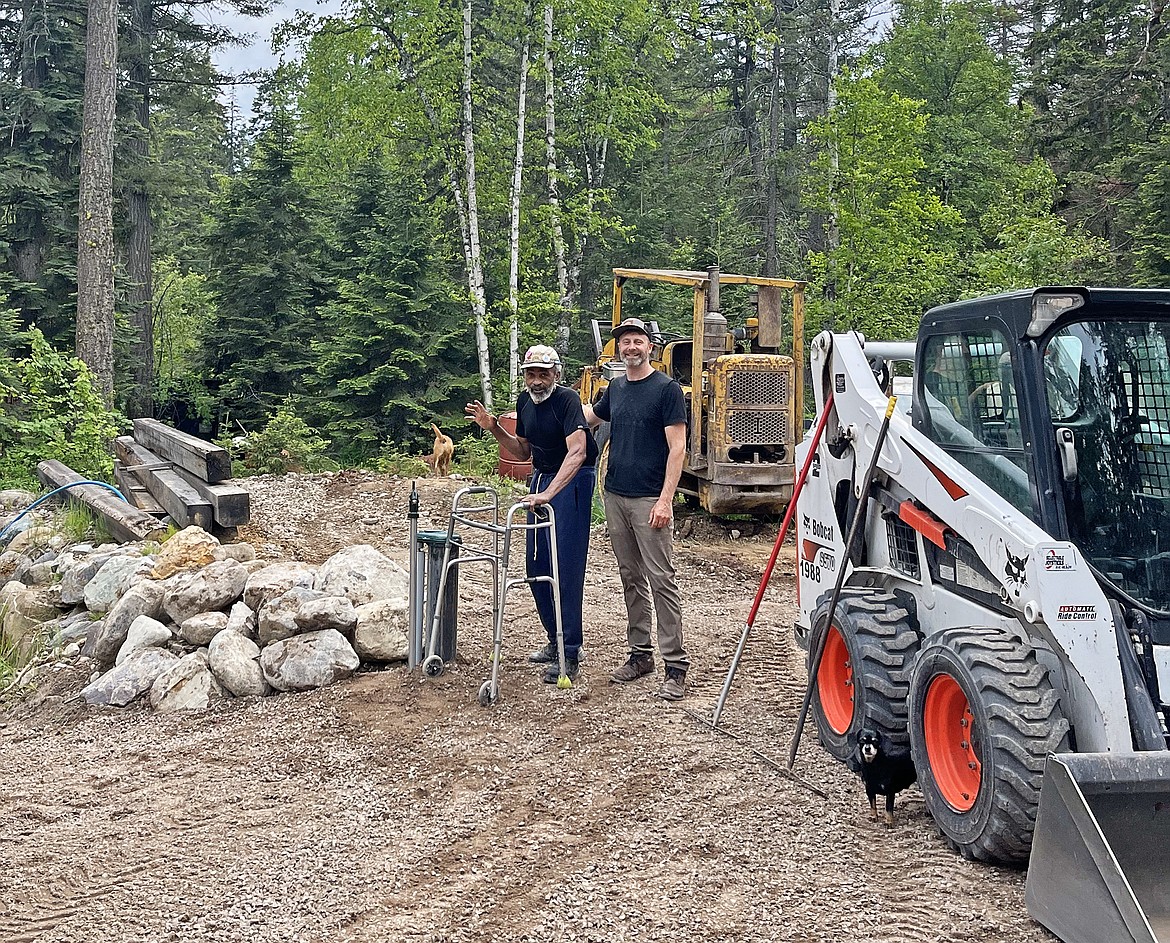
918, 329, 1033, 515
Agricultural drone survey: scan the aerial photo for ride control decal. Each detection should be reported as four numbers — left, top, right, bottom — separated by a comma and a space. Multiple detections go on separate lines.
1057, 605, 1096, 621
1043, 549, 1075, 571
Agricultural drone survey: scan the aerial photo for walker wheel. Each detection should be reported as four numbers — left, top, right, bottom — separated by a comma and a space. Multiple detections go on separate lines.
477, 681, 496, 707
422, 655, 445, 678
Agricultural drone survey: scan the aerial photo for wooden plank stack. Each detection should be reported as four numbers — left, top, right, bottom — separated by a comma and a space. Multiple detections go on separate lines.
113, 420, 250, 537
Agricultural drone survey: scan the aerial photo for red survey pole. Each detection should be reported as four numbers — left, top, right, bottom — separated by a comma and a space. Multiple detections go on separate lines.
711, 393, 836, 727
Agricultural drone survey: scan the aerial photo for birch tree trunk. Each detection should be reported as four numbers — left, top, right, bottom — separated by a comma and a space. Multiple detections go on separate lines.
543, 2, 571, 356
508, 10, 532, 395
567, 137, 606, 312
76, 0, 118, 404
463, 0, 493, 410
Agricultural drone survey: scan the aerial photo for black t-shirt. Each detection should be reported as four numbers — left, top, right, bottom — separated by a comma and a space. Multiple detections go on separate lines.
515, 385, 598, 473
593, 371, 687, 497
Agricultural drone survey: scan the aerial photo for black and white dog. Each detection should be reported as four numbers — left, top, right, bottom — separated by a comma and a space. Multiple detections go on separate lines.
854, 728, 917, 825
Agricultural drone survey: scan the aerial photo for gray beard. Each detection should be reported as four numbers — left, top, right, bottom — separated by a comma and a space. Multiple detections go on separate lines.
529, 386, 555, 404
623, 352, 646, 369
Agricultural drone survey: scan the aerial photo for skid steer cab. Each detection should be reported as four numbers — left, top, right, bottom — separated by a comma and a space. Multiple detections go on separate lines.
794, 288, 1170, 943
577, 266, 806, 515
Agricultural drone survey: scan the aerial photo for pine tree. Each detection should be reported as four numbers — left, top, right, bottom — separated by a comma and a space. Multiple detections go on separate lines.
204, 96, 333, 430
309, 160, 477, 460
0, 0, 87, 341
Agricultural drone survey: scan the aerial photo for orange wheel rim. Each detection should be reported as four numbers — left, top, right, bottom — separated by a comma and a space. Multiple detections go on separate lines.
924, 674, 981, 812
817, 625, 854, 735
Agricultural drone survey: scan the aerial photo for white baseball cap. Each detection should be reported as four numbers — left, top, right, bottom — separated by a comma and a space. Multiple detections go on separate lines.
521, 345, 562, 370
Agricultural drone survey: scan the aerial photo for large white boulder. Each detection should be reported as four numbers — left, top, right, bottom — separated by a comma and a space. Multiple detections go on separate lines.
115, 615, 173, 665
81, 648, 179, 707
260, 629, 360, 692
353, 598, 410, 662
149, 650, 221, 712
257, 586, 325, 646
92, 580, 167, 666
162, 560, 247, 625
84, 554, 152, 614
243, 562, 317, 612
314, 545, 408, 607
208, 630, 270, 697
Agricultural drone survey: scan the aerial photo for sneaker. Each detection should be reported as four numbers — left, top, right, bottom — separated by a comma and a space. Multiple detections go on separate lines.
543, 658, 579, 684
610, 653, 655, 684
527, 641, 558, 664
656, 667, 687, 701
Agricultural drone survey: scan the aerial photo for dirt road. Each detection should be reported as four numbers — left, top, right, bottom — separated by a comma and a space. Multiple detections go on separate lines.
0, 472, 1053, 942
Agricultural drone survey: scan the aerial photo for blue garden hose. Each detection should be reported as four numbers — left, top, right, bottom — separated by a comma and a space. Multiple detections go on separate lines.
0, 481, 128, 545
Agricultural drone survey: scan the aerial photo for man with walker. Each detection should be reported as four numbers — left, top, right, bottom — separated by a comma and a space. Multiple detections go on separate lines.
466, 345, 597, 682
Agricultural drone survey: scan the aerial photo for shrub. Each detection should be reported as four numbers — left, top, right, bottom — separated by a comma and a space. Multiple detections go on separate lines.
0, 329, 122, 487
234, 402, 338, 476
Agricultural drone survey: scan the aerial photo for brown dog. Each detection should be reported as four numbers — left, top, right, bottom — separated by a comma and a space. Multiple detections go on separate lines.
424, 423, 454, 477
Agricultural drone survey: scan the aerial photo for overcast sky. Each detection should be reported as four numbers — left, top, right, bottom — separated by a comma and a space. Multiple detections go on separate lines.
211, 0, 344, 118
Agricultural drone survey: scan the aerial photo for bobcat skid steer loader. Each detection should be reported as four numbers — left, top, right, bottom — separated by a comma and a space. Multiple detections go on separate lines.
793, 288, 1170, 943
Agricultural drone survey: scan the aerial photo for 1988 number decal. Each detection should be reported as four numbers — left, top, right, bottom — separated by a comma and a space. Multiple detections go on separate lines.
800, 559, 822, 582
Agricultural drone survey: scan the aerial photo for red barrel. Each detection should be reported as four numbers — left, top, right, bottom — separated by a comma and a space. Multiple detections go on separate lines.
496, 411, 532, 480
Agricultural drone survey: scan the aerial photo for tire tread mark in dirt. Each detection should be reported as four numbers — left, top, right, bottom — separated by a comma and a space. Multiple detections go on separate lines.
0, 861, 154, 942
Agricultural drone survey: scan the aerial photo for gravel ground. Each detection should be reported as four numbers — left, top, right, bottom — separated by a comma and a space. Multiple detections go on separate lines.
0, 471, 1056, 942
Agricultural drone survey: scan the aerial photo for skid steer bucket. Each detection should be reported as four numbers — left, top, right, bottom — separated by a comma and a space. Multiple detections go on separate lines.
1025, 752, 1170, 943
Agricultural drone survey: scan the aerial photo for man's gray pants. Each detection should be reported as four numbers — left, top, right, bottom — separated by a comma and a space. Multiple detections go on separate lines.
603, 491, 688, 670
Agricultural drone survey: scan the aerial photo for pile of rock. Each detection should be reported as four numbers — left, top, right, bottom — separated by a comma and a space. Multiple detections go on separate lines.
0, 518, 412, 712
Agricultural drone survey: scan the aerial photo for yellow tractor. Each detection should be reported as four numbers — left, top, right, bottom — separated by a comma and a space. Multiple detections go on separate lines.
578, 266, 807, 515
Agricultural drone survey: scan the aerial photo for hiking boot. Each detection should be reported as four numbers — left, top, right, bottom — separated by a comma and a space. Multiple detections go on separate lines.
610, 653, 655, 684
527, 641, 558, 664
543, 658, 579, 684
656, 666, 687, 701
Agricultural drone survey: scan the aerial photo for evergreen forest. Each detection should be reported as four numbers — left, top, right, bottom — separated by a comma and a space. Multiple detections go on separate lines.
2, 0, 1167, 484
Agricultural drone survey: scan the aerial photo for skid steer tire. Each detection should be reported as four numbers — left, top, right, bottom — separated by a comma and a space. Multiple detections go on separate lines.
808, 589, 920, 765
907, 626, 1070, 865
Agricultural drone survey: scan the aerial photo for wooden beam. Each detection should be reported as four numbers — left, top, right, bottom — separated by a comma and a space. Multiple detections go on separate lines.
114, 436, 213, 530
131, 418, 232, 483
113, 461, 167, 517
36, 460, 168, 543
173, 468, 250, 527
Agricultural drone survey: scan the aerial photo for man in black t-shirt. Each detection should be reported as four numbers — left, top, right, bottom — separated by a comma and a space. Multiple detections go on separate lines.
466, 345, 597, 682
584, 318, 689, 700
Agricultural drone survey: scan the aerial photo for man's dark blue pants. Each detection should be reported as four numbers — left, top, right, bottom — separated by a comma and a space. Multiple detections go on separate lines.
527, 466, 595, 660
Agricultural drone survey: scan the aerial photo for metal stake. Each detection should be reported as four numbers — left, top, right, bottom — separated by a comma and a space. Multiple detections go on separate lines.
712, 394, 836, 727
788, 395, 898, 769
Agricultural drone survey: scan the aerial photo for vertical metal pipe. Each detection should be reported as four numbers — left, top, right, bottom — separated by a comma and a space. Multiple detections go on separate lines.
407, 481, 421, 669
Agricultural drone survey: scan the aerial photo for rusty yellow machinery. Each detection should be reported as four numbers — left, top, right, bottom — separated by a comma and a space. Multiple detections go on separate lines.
578, 266, 806, 515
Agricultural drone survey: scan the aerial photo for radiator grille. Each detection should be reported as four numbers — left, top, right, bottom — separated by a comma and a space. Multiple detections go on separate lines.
729, 370, 790, 406
727, 410, 789, 444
